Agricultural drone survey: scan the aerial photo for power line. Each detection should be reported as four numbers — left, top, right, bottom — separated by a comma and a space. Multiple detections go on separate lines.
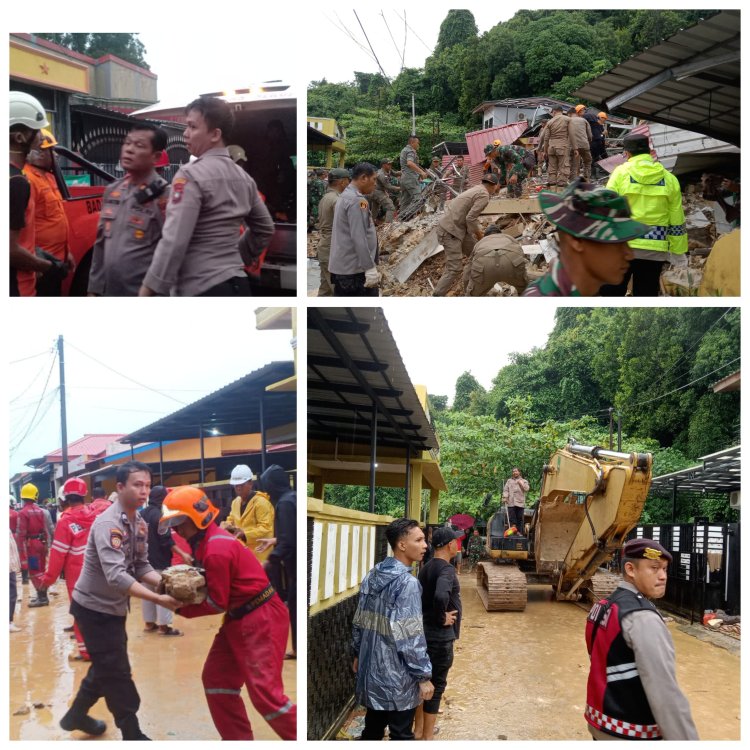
354, 10, 389, 81
647, 308, 736, 393
65, 341, 186, 405
9, 349, 58, 456
629, 356, 741, 410
326, 12, 376, 61
10, 353, 54, 404
393, 9, 433, 53
381, 11, 403, 72
9, 348, 53, 365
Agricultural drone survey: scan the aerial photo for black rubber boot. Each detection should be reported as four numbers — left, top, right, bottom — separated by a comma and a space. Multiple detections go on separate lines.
60, 705, 107, 736
119, 715, 151, 741
28, 589, 49, 607
21, 570, 29, 585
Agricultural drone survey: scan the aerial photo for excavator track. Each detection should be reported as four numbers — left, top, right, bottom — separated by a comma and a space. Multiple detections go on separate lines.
476, 562, 528, 611
585, 571, 621, 603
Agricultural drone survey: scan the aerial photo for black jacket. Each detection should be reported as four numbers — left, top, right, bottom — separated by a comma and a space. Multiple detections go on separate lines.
140, 503, 175, 570
418, 557, 462, 642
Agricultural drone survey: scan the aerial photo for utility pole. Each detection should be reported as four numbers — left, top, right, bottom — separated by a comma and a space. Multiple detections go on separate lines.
57, 335, 69, 481
609, 408, 614, 450
411, 93, 416, 135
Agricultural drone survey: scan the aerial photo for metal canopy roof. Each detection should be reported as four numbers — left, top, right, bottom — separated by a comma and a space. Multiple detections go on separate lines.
650, 445, 741, 494
307, 125, 338, 146
573, 11, 740, 145
308, 308, 439, 453
121, 362, 295, 444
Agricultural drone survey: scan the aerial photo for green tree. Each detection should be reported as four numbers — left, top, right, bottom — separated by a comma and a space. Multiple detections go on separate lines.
435, 10, 478, 53
453, 371, 486, 412
35, 33, 149, 69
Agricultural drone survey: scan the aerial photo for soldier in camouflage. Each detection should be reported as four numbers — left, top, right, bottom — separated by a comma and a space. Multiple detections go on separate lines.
467, 530, 484, 572
523, 179, 648, 297
307, 169, 327, 231
484, 144, 529, 199
371, 159, 400, 223
399, 135, 428, 216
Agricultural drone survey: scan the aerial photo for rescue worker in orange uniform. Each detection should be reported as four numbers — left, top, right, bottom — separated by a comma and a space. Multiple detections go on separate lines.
160, 486, 296, 740
17, 483, 54, 606
23, 129, 75, 295
38, 477, 96, 660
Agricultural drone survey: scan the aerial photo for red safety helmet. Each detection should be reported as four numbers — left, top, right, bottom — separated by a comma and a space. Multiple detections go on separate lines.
155, 150, 169, 168
62, 477, 87, 497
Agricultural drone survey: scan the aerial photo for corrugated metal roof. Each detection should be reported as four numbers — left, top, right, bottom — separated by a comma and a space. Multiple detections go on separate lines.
45, 434, 126, 461
308, 308, 439, 452
649, 445, 741, 494
465, 122, 528, 165
121, 362, 295, 444
573, 11, 740, 145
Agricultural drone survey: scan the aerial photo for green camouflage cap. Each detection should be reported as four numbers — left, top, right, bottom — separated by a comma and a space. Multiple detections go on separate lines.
329, 168, 350, 180
484, 143, 496, 155
538, 179, 649, 244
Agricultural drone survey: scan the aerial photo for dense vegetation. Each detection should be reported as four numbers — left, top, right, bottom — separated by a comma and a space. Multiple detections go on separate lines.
320, 308, 739, 525
308, 9, 713, 165
35, 34, 149, 69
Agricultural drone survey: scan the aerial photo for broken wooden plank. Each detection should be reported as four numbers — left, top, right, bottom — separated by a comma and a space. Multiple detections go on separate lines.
390, 228, 442, 283
483, 197, 541, 215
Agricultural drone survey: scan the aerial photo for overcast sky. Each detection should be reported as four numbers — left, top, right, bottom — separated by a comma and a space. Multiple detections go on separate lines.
384, 303, 558, 402
302, 8, 516, 84
6, 304, 294, 476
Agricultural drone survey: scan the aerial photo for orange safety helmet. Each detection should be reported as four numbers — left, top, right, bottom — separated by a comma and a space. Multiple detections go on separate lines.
39, 129, 58, 149
159, 486, 217, 531
62, 477, 87, 497
598, 112, 608, 121
575, 104, 585, 113
492, 139, 503, 147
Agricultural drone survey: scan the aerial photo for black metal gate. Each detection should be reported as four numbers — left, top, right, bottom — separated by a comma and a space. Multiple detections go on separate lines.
631, 521, 740, 621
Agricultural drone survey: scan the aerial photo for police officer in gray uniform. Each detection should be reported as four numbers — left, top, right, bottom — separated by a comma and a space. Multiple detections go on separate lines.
60, 461, 180, 740
399, 135, 428, 216
139, 96, 274, 297
88, 124, 170, 296
316, 167, 350, 297
329, 162, 379, 297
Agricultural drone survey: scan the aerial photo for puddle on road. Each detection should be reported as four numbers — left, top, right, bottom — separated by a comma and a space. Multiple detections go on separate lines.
10, 581, 296, 740
434, 572, 739, 741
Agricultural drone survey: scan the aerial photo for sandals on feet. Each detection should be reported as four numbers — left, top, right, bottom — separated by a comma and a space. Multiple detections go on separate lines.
143, 623, 158, 632
158, 626, 183, 636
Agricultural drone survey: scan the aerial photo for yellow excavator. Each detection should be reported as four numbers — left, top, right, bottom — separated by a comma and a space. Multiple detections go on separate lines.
476, 441, 653, 611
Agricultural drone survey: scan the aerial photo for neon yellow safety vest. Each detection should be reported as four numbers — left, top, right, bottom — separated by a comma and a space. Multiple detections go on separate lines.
607, 154, 687, 256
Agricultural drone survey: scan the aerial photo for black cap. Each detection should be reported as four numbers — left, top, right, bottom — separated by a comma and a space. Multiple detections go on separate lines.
622, 133, 650, 151
623, 538, 672, 563
481, 173, 500, 185
432, 527, 463, 549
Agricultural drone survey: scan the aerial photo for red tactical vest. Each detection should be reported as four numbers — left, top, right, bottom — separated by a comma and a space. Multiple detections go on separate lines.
585, 587, 663, 740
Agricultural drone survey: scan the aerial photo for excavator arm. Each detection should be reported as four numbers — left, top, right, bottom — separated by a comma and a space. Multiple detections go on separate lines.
531, 441, 652, 601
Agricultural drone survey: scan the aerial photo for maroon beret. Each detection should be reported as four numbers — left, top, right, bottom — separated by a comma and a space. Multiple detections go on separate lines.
623, 538, 673, 563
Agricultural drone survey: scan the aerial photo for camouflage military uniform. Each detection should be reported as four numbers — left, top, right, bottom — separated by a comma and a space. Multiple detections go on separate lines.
490, 146, 529, 199
371, 168, 399, 223
522, 256, 581, 297
399, 144, 421, 215
467, 535, 484, 571
307, 175, 326, 230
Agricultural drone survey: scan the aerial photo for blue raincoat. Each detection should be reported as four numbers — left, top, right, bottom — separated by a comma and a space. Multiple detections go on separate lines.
351, 557, 432, 711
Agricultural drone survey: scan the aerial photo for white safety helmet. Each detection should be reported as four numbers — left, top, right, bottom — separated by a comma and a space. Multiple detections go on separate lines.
10, 91, 49, 130
229, 464, 254, 486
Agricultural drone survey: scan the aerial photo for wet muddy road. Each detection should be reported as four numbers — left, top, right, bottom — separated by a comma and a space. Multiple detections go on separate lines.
435, 572, 740, 741
9, 579, 297, 740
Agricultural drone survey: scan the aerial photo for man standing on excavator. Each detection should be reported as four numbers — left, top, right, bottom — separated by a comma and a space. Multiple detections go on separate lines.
502, 468, 529, 535
584, 538, 699, 740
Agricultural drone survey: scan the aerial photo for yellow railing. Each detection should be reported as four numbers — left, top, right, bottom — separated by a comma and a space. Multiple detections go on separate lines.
308, 497, 393, 617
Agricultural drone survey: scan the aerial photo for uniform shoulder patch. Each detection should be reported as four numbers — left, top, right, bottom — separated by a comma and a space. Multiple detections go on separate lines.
359, 200, 369, 210
171, 178, 188, 205
110, 528, 124, 549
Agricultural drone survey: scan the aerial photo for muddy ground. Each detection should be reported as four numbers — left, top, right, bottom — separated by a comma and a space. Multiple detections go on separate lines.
339, 572, 739, 741
9, 577, 297, 740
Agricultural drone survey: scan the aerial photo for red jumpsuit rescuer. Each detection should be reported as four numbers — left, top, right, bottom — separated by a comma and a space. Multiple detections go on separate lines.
38, 477, 96, 659
17, 483, 53, 605
160, 486, 297, 740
